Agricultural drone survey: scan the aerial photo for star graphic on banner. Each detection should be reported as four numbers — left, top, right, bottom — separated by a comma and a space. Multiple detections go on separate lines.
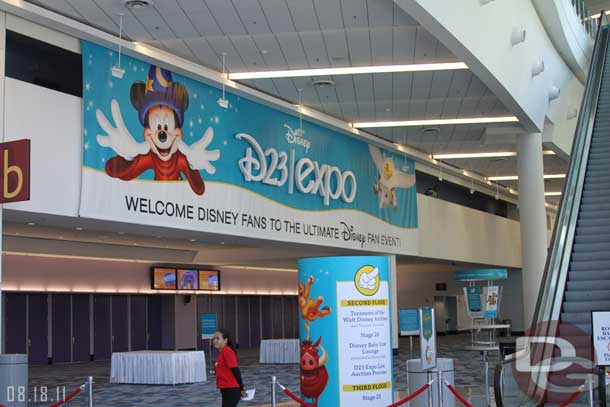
84, 141, 89, 151
223, 140, 227, 146
85, 82, 91, 91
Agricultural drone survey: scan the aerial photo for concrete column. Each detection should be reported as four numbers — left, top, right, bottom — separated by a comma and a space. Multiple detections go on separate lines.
390, 255, 399, 353
517, 132, 548, 329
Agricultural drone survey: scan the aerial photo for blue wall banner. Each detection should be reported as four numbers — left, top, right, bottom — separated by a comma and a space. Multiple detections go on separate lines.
200, 313, 217, 339
79, 41, 418, 254
455, 269, 507, 281
399, 308, 420, 336
298, 256, 393, 406
464, 287, 484, 318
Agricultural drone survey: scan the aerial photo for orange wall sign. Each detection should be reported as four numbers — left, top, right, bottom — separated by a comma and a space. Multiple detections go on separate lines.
0, 139, 30, 203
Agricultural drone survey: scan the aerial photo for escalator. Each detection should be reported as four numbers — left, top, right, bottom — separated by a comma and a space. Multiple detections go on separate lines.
494, 21, 610, 407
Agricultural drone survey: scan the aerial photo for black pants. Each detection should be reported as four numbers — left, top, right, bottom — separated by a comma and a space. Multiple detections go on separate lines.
221, 388, 241, 407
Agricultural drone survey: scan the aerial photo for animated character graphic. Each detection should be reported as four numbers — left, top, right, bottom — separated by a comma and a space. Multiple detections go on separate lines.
369, 145, 415, 210
300, 323, 328, 407
96, 66, 220, 195
298, 275, 331, 326
179, 270, 198, 290
487, 291, 498, 306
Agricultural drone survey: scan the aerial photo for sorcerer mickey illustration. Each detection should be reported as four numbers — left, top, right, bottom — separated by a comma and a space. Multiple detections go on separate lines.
95, 66, 220, 195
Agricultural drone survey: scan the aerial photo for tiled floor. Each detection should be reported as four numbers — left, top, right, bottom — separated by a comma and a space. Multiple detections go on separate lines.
25, 334, 502, 406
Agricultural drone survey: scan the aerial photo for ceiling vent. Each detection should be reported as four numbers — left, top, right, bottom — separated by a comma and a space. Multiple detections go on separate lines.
422, 127, 440, 134
312, 79, 335, 87
122, 0, 153, 9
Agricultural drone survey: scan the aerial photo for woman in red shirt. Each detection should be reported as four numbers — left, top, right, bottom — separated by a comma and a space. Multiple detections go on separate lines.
213, 329, 247, 406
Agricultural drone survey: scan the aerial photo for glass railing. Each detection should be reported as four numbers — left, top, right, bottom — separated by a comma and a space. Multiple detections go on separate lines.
494, 17, 609, 407
571, 0, 600, 37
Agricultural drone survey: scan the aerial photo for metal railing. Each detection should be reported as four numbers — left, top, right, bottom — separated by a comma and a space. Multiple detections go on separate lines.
571, 0, 600, 37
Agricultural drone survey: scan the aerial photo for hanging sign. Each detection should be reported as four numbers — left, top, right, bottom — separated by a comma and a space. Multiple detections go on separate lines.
484, 286, 501, 319
399, 308, 420, 336
464, 287, 484, 318
80, 41, 418, 254
419, 307, 437, 370
455, 269, 507, 281
0, 139, 30, 203
592, 311, 610, 366
200, 313, 217, 340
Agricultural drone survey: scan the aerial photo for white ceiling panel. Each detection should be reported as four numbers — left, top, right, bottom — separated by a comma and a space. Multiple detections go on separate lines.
353, 74, 375, 119
151, 0, 199, 40
204, 0, 247, 35
32, 0, 83, 20
447, 71, 473, 98
232, 0, 272, 35
253, 35, 289, 68
275, 32, 309, 69
373, 73, 393, 113
409, 100, 428, 119
428, 71, 454, 99
370, 27, 393, 64
346, 28, 371, 65
393, 72, 413, 103
271, 78, 298, 102
90, 0, 152, 41
231, 35, 267, 70
176, 0, 223, 36
367, 0, 394, 27
160, 39, 196, 61
333, 75, 358, 103
425, 99, 445, 119
63, 0, 117, 34
299, 31, 330, 67
129, 4, 175, 41
206, 36, 246, 71
321, 30, 350, 66
392, 2, 419, 27
393, 27, 417, 63
285, 0, 320, 32
340, 0, 369, 29
183, 37, 221, 68
258, 0, 295, 33
414, 27, 440, 62
411, 72, 433, 101
313, 0, 344, 30
442, 98, 464, 118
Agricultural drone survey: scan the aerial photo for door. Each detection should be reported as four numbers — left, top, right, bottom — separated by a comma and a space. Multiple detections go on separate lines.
130, 296, 147, 351
28, 294, 48, 364
147, 295, 162, 350
5, 293, 27, 354
111, 295, 128, 352
446, 296, 458, 334
52, 294, 71, 363
93, 295, 111, 360
72, 295, 90, 362
433, 296, 447, 334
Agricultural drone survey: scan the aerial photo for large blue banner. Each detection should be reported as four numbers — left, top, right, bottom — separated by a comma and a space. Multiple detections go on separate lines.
298, 256, 393, 407
80, 41, 418, 254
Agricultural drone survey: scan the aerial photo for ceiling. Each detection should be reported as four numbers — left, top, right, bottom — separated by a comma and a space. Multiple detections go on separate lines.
585, 0, 610, 15
26, 0, 567, 203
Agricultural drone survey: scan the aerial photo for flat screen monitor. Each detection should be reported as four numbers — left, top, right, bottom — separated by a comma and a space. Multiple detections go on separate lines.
198, 269, 220, 291
177, 269, 199, 290
151, 267, 177, 290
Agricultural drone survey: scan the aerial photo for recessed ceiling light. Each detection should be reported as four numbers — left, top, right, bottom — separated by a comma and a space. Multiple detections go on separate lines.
487, 174, 566, 181
118, 232, 126, 235
122, 0, 153, 9
353, 116, 519, 128
75, 227, 83, 231
228, 62, 468, 80
545, 191, 562, 196
220, 241, 225, 245
189, 239, 197, 242
26, 222, 36, 226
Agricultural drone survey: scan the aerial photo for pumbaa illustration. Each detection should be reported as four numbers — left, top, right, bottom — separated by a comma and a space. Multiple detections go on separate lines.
300, 323, 328, 407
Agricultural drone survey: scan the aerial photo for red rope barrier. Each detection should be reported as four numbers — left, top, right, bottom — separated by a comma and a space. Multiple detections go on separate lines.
386, 382, 432, 407
46, 387, 83, 407
558, 390, 584, 407
281, 388, 315, 407
445, 381, 473, 407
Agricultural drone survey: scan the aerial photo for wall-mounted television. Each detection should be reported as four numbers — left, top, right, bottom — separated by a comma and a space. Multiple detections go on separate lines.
177, 269, 199, 290
151, 267, 177, 290
198, 269, 220, 291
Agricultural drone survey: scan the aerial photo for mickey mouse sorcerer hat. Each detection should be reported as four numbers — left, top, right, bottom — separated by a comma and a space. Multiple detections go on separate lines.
130, 66, 189, 127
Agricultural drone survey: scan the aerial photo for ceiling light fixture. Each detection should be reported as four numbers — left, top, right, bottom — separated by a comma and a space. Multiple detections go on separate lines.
228, 62, 468, 80
487, 173, 566, 181
122, 0, 153, 9
510, 28, 527, 46
590, 10, 610, 19
353, 116, 518, 128
549, 86, 561, 101
532, 60, 545, 77
433, 150, 556, 159
545, 191, 562, 196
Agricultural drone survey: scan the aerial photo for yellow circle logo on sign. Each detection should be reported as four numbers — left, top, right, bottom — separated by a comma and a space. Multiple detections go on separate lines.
354, 265, 380, 296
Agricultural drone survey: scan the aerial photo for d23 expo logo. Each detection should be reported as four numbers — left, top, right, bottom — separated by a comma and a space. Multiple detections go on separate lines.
512, 320, 597, 405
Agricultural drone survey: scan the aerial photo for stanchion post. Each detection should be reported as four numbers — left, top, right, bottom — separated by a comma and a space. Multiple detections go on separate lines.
272, 376, 277, 407
438, 370, 443, 407
483, 350, 490, 407
588, 374, 595, 407
427, 370, 432, 407
88, 376, 93, 407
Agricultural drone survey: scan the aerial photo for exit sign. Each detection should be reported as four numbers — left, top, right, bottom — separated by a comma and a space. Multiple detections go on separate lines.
0, 139, 30, 203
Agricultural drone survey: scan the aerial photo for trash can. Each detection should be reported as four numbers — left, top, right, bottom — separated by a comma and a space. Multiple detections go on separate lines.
406, 358, 455, 407
0, 354, 28, 407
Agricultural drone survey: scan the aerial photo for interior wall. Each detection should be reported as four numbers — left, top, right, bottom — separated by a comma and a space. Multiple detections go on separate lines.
174, 295, 197, 350
2, 253, 298, 295
396, 264, 524, 332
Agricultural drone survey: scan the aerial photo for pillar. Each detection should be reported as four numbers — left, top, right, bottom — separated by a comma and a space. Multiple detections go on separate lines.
390, 255, 399, 354
517, 132, 548, 329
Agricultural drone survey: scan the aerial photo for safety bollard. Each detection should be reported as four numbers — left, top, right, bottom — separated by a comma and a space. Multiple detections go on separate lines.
437, 370, 443, 407
427, 371, 432, 407
88, 376, 93, 407
588, 374, 594, 407
271, 376, 277, 407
